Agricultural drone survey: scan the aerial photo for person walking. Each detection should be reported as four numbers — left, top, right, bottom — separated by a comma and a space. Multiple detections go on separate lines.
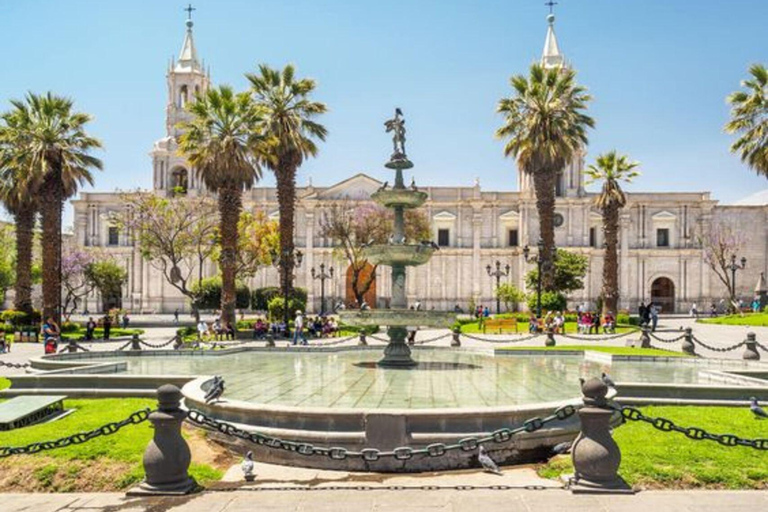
102, 314, 112, 341
293, 310, 307, 346
85, 317, 96, 341
650, 303, 659, 332
638, 302, 647, 327
173, 309, 179, 325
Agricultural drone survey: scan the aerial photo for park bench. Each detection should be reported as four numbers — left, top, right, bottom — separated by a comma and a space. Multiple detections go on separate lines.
0, 395, 66, 431
482, 318, 518, 334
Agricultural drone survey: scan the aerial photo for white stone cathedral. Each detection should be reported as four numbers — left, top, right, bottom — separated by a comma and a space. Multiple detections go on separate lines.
71, 14, 768, 315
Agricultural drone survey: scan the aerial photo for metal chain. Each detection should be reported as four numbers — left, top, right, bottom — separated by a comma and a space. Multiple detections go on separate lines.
620, 406, 768, 450
690, 335, 746, 353
117, 340, 133, 351
648, 332, 686, 344
187, 404, 576, 462
412, 333, 451, 346
0, 408, 151, 458
367, 334, 391, 343
139, 336, 178, 349
0, 359, 31, 369
756, 341, 768, 353
460, 331, 543, 344
310, 335, 358, 347
210, 483, 557, 492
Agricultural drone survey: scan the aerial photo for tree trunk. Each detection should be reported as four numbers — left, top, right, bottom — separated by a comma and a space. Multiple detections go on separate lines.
13, 208, 36, 315
275, 160, 297, 293
40, 169, 63, 324
218, 185, 242, 325
602, 204, 620, 315
532, 170, 557, 291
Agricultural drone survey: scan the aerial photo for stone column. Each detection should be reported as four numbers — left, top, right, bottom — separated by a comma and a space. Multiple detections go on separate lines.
305, 209, 315, 312
471, 209, 483, 299
619, 213, 630, 310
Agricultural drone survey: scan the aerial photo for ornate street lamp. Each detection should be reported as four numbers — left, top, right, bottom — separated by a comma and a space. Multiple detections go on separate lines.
726, 253, 747, 305
486, 261, 511, 314
271, 249, 303, 335
522, 238, 556, 319
311, 263, 334, 316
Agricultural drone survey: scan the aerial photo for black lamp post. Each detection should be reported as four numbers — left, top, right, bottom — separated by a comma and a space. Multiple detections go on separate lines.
726, 253, 747, 304
311, 263, 334, 316
523, 238, 555, 319
486, 261, 511, 314
271, 249, 303, 334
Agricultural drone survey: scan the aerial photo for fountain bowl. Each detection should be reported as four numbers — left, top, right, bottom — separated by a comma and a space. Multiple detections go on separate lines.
362, 244, 436, 266
371, 188, 427, 209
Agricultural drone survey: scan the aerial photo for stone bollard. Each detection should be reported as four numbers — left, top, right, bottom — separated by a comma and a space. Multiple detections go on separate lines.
128, 385, 197, 496
570, 378, 633, 494
681, 327, 695, 356
173, 335, 183, 350
131, 334, 142, 351
451, 327, 461, 347
639, 327, 651, 349
545, 330, 556, 347
265, 333, 275, 347
358, 333, 368, 346
743, 332, 760, 361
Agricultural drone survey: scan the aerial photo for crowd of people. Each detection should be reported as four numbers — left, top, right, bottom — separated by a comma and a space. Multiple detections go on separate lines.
250, 311, 339, 343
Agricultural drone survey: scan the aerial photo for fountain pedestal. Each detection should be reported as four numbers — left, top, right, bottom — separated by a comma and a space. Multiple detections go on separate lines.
380, 326, 417, 367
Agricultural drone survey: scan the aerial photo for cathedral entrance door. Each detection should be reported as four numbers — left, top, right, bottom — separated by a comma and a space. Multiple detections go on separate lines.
651, 277, 675, 313
346, 263, 376, 309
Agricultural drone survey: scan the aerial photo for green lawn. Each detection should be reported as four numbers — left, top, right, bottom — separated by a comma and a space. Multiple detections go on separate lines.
539, 406, 768, 489
4, 327, 143, 344
0, 377, 9, 390
0, 397, 228, 491
498, 345, 688, 357
698, 312, 768, 327
461, 320, 636, 335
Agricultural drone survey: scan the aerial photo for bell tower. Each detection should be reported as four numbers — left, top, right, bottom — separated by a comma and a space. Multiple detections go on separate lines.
151, 6, 210, 195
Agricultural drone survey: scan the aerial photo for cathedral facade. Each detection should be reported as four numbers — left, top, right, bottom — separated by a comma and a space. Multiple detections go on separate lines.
71, 15, 768, 315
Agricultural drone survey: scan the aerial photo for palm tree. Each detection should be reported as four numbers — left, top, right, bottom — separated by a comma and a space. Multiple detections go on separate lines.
246, 64, 327, 295
584, 151, 640, 315
178, 85, 262, 325
496, 63, 593, 290
1, 93, 102, 323
725, 64, 768, 177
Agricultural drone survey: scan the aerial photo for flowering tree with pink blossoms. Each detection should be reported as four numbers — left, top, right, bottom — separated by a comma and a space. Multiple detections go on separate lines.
61, 247, 95, 320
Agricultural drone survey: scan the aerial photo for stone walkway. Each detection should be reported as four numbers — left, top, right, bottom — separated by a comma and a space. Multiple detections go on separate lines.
3, 488, 766, 511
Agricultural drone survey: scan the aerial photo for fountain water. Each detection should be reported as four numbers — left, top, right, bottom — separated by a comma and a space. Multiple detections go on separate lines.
340, 109, 455, 367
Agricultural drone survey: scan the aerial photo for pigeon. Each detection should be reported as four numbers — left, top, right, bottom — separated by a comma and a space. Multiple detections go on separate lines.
381, 181, 389, 190
241, 451, 255, 481
204, 376, 225, 403
478, 445, 502, 475
551, 441, 572, 455
396, 107, 403, 116
360, 301, 370, 311
750, 397, 768, 419
334, 301, 346, 312
420, 240, 439, 250
388, 234, 395, 244
410, 177, 417, 190
601, 372, 616, 389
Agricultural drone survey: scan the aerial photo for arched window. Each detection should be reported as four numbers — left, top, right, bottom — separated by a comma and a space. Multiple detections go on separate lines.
179, 85, 189, 108
171, 167, 188, 195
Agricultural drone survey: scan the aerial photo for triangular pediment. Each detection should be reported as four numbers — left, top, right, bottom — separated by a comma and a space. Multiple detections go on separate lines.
317, 173, 383, 200
589, 211, 603, 221
499, 210, 520, 221
433, 211, 457, 221
652, 210, 676, 221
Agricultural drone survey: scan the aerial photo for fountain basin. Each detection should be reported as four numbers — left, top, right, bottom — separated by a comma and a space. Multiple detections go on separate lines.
371, 188, 427, 209
362, 244, 435, 266
340, 309, 456, 328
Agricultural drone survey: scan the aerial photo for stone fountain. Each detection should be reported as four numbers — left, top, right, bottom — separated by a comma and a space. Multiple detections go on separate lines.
340, 109, 455, 367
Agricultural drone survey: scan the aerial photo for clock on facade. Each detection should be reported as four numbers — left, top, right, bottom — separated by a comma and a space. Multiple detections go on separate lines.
554, 212, 565, 228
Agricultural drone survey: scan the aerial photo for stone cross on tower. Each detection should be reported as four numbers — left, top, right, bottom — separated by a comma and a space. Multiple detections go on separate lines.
185, 4, 196, 20
545, 1, 558, 14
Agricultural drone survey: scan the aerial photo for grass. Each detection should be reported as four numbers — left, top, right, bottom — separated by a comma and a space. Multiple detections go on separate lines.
698, 312, 768, 327
0, 377, 9, 390
498, 345, 689, 357
0, 397, 231, 492
539, 406, 768, 489
4, 327, 143, 343
460, 320, 635, 335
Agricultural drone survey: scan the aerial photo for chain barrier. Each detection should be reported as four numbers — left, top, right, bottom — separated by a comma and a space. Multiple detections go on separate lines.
139, 336, 178, 349
460, 331, 544, 344
619, 406, 768, 450
187, 404, 576, 461
554, 329, 639, 342
210, 484, 556, 492
367, 334, 391, 343
310, 335, 358, 347
0, 408, 151, 458
756, 341, 768, 353
412, 332, 452, 346
690, 335, 745, 353
116, 340, 133, 351
648, 332, 686, 344
0, 359, 31, 369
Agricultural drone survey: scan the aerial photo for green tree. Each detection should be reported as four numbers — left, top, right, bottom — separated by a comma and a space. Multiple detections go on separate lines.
86, 259, 127, 313
584, 151, 640, 314
725, 64, 768, 177
230, 210, 280, 280
526, 249, 588, 295
178, 86, 262, 324
115, 193, 218, 323
497, 64, 593, 290
495, 283, 524, 312
0, 93, 102, 323
247, 64, 327, 295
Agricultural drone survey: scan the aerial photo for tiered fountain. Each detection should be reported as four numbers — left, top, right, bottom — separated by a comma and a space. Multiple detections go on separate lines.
340, 109, 455, 367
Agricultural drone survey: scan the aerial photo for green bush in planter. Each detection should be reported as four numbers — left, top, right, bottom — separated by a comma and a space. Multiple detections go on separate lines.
267, 296, 308, 322
526, 291, 567, 314
252, 286, 307, 311
191, 277, 250, 310
1, 309, 42, 328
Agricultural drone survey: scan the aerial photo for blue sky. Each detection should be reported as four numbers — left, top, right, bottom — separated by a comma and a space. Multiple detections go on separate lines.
1, 0, 766, 226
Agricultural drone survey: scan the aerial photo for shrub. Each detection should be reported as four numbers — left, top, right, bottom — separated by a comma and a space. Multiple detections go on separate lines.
267, 296, 308, 322
526, 291, 567, 314
176, 326, 197, 338
251, 286, 307, 311
1, 309, 41, 328
61, 321, 80, 333
191, 277, 250, 310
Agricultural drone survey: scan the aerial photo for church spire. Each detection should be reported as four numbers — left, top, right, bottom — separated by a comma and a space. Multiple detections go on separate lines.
541, 13, 564, 69
175, 4, 201, 73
